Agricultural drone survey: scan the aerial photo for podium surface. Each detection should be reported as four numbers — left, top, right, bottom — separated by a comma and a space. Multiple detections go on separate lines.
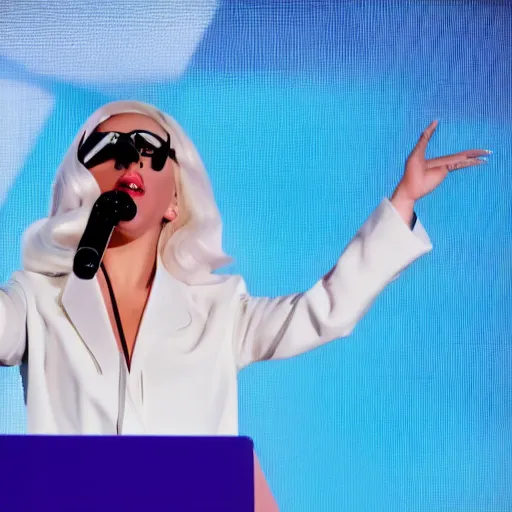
0, 435, 254, 511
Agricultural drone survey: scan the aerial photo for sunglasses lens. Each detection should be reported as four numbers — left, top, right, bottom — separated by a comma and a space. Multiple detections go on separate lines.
133, 132, 161, 149
79, 130, 175, 171
132, 131, 168, 171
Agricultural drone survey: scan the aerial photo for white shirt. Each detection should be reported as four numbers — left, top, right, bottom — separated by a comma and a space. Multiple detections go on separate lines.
0, 199, 432, 435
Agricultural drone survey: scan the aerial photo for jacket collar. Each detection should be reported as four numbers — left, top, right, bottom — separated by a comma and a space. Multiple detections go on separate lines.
59, 252, 192, 376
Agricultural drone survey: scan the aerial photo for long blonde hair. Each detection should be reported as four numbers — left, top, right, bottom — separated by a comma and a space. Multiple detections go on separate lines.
22, 100, 232, 284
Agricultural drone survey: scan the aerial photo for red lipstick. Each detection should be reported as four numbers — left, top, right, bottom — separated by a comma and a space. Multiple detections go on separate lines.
114, 171, 145, 197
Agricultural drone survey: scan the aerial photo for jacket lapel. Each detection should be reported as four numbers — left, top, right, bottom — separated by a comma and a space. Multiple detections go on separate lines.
59, 254, 193, 377
60, 271, 120, 375
129, 256, 193, 375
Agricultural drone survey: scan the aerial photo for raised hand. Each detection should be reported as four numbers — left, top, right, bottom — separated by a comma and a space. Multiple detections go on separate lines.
391, 120, 491, 225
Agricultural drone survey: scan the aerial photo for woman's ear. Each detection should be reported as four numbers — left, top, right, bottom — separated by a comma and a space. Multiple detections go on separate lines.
164, 204, 179, 222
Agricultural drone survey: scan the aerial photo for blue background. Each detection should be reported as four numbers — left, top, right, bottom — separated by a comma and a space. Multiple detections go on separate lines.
0, 1, 511, 510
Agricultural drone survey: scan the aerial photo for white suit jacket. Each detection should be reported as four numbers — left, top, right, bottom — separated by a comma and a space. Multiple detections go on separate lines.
0, 199, 432, 435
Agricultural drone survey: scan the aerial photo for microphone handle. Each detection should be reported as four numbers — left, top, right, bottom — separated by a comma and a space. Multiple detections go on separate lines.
73, 216, 115, 280
73, 191, 137, 280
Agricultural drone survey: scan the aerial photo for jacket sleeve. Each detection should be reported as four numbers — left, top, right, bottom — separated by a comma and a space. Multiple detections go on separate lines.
0, 278, 28, 366
233, 198, 432, 369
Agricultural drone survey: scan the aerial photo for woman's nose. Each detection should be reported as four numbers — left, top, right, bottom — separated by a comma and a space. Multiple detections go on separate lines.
114, 142, 140, 170
116, 156, 142, 172
130, 158, 144, 171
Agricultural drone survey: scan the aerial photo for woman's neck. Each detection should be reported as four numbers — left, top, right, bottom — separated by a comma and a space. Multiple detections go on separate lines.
101, 226, 161, 291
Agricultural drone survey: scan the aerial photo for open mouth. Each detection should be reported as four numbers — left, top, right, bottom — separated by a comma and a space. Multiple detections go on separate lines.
117, 182, 144, 193
114, 172, 145, 197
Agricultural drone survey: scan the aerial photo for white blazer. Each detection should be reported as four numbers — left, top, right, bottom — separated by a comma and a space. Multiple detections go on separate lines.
0, 198, 432, 435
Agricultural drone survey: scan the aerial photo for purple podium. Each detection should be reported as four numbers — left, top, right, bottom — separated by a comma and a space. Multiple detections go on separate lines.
0, 435, 254, 511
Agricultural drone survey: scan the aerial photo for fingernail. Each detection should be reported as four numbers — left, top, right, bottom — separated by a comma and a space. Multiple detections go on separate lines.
485, 150, 493, 154
479, 157, 489, 163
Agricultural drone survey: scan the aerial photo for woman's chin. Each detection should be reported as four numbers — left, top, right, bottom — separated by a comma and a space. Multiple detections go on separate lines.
113, 217, 160, 242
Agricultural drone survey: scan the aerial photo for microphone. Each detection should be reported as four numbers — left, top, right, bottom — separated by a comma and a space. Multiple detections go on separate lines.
73, 190, 137, 280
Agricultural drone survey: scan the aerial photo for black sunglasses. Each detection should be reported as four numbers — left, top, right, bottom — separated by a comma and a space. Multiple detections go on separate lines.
78, 129, 178, 171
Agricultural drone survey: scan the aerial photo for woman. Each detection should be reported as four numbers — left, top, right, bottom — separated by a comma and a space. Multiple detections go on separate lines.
0, 101, 489, 508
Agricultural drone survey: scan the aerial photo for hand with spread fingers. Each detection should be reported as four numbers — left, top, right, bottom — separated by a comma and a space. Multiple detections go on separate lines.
391, 120, 491, 225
